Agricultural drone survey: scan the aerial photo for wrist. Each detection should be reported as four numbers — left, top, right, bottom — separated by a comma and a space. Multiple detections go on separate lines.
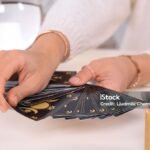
118, 56, 138, 88
128, 54, 150, 86
28, 32, 68, 63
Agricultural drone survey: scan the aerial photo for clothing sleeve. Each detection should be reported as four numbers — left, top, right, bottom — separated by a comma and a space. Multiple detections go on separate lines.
40, 0, 131, 57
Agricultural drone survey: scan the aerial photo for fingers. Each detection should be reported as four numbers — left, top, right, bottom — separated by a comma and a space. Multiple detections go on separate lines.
0, 63, 20, 112
7, 74, 48, 107
0, 95, 10, 112
69, 65, 96, 85
0, 50, 24, 111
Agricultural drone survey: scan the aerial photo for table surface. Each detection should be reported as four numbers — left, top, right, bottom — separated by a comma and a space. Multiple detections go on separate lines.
0, 49, 147, 150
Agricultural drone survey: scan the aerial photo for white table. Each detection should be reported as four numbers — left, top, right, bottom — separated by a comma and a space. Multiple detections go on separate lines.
0, 49, 147, 150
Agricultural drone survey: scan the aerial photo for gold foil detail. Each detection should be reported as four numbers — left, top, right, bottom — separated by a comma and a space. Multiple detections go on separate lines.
66, 110, 72, 114
53, 76, 62, 80
20, 107, 38, 114
90, 109, 96, 113
72, 97, 78, 101
48, 105, 55, 110
64, 81, 69, 84
66, 72, 72, 75
111, 107, 115, 110
46, 99, 58, 103
66, 94, 73, 98
31, 116, 38, 120
99, 108, 105, 112
76, 110, 80, 113
31, 102, 49, 110
64, 105, 67, 108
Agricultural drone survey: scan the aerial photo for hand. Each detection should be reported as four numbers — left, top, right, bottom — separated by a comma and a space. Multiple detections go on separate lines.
0, 50, 56, 112
69, 56, 137, 91
0, 32, 67, 112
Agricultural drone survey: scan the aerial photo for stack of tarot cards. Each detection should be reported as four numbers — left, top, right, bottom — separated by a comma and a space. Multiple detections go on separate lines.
5, 71, 144, 121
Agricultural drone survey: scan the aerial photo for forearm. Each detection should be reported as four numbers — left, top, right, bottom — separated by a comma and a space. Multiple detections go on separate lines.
27, 32, 67, 69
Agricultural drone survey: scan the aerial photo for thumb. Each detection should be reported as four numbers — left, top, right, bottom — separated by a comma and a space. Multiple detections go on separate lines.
7, 76, 46, 107
69, 65, 96, 85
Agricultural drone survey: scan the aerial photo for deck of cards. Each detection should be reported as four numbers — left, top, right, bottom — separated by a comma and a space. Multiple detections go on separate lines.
5, 71, 144, 121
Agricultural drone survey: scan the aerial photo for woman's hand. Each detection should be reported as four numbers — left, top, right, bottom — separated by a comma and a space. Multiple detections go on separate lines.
0, 32, 66, 112
69, 56, 137, 91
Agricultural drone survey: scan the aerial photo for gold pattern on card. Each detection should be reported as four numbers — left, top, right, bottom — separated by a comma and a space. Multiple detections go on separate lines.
66, 72, 72, 75
31, 102, 49, 110
48, 105, 55, 110
99, 108, 105, 112
46, 99, 58, 103
64, 104, 67, 108
20, 107, 38, 114
31, 116, 38, 120
90, 109, 96, 113
111, 107, 115, 111
76, 110, 80, 113
72, 97, 78, 101
64, 81, 69, 84
66, 94, 73, 98
53, 76, 62, 80
66, 110, 73, 114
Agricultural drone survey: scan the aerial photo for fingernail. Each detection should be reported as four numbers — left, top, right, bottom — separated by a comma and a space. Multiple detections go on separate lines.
69, 76, 80, 84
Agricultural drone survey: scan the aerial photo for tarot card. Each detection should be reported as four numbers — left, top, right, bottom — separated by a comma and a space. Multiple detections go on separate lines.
51, 87, 85, 119
50, 71, 76, 85
19, 86, 81, 106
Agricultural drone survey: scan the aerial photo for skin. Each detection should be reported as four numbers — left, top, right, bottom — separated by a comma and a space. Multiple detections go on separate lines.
0, 33, 66, 112
69, 56, 137, 91
69, 54, 150, 90
0, 32, 150, 112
